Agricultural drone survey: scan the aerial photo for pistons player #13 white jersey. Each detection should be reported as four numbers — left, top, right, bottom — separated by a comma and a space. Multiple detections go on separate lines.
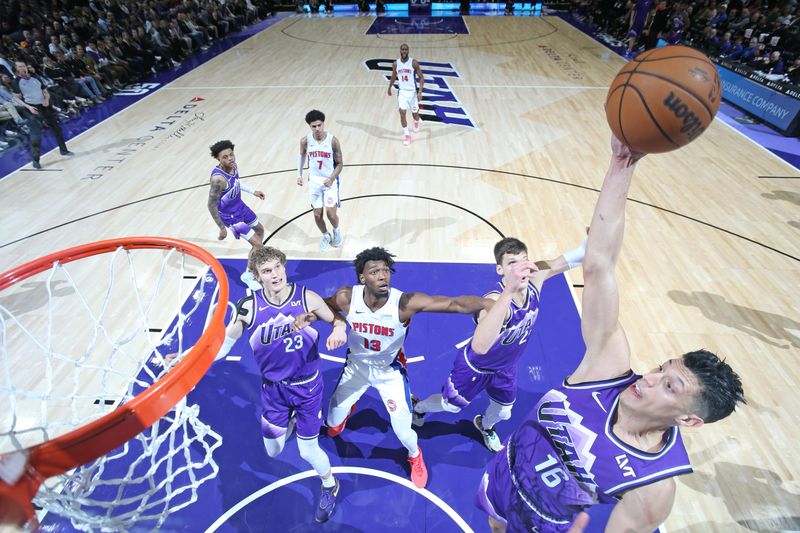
306, 132, 334, 182
396, 57, 416, 91
346, 285, 408, 367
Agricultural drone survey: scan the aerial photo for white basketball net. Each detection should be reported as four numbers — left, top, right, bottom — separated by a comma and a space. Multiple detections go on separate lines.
0, 245, 224, 532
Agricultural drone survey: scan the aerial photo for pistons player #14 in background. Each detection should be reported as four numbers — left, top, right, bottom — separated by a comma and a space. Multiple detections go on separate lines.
365, 59, 477, 129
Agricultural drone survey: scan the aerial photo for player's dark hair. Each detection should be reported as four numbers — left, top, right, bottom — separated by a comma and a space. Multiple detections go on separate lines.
493, 238, 527, 265
683, 349, 745, 424
354, 247, 396, 278
210, 140, 234, 159
305, 109, 325, 124
248, 246, 286, 275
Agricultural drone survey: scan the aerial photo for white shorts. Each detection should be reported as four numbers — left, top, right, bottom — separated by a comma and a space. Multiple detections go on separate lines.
397, 89, 419, 113
330, 357, 412, 418
309, 177, 340, 209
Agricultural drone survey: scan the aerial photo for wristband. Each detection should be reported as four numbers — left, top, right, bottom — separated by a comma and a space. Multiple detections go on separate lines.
564, 238, 588, 269
215, 335, 237, 361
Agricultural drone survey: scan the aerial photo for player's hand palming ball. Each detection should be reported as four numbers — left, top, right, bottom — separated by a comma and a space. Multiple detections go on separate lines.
605, 45, 721, 154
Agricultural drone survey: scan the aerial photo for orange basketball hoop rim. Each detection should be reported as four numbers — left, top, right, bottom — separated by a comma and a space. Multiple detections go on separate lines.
0, 237, 228, 527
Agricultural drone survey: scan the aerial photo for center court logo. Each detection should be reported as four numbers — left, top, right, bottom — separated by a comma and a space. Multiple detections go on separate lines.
365, 59, 477, 128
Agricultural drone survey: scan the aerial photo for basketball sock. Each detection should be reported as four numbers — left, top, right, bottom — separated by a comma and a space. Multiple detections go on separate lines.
297, 437, 332, 477
390, 409, 418, 453
403, 127, 409, 135
482, 399, 513, 429
408, 447, 420, 458
415, 394, 445, 414
321, 474, 336, 488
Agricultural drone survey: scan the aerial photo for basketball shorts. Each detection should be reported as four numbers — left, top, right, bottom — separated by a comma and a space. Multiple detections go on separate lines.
442, 348, 517, 409
330, 355, 412, 419
221, 205, 258, 239
309, 177, 340, 209
397, 89, 419, 113
260, 370, 324, 440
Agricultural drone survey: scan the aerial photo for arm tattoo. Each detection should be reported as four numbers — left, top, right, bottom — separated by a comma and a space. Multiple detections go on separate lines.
207, 179, 225, 228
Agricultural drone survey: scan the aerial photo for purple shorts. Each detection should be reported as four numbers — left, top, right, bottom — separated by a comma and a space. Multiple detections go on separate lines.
260, 371, 323, 440
442, 348, 517, 408
220, 204, 257, 238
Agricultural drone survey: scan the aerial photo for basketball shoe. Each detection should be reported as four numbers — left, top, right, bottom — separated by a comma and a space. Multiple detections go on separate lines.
408, 447, 428, 488
332, 227, 343, 247
327, 404, 356, 437
403, 134, 411, 146
413, 120, 420, 132
320, 232, 332, 251
474, 415, 503, 452
314, 477, 340, 523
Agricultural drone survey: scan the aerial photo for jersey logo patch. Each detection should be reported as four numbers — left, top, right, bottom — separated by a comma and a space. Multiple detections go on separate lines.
387, 399, 397, 412
591, 391, 608, 413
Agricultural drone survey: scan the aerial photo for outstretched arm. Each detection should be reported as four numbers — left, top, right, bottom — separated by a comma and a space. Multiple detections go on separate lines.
165, 296, 249, 364
207, 175, 227, 240
530, 234, 588, 289
571, 137, 644, 383
399, 292, 494, 321
471, 260, 534, 354
294, 290, 347, 350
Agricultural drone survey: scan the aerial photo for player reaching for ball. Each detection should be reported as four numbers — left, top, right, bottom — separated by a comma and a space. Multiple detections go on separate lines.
475, 136, 744, 533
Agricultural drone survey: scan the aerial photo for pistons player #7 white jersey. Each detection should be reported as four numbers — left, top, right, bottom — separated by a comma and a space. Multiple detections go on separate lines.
345, 286, 408, 367
306, 132, 334, 181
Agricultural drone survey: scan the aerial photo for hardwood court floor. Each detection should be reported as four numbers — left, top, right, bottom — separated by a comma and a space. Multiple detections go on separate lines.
1, 14, 798, 532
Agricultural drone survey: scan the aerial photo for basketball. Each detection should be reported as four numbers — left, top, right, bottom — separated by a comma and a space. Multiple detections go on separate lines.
605, 45, 721, 154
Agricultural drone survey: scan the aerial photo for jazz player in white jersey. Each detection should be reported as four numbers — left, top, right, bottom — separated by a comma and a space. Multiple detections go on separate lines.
298, 109, 344, 251
320, 247, 494, 488
387, 43, 425, 146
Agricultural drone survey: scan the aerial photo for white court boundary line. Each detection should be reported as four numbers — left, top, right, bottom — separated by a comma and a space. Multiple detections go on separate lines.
203, 465, 474, 532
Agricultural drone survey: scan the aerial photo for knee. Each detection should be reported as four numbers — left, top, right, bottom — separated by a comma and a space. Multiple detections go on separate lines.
313, 210, 324, 222
297, 438, 317, 462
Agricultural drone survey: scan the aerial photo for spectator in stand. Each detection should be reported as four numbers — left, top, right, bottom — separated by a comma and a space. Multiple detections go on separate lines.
644, 0, 671, 49
55, 50, 105, 103
729, 35, 760, 60
752, 50, 784, 74
41, 55, 87, 112
717, 31, 736, 55
74, 44, 115, 93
